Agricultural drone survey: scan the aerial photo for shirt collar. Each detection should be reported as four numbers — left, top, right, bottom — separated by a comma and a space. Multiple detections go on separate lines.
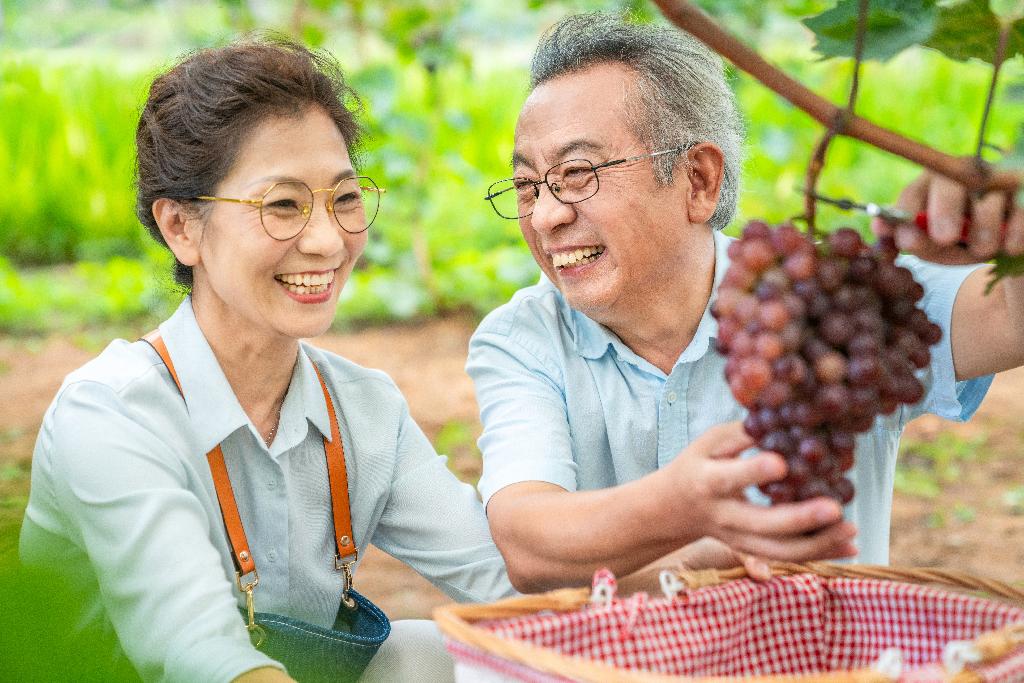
677, 228, 731, 364
294, 343, 332, 445
570, 229, 733, 367
156, 298, 331, 457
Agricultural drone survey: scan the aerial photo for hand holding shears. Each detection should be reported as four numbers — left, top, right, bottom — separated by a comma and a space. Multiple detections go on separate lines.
806, 172, 1024, 265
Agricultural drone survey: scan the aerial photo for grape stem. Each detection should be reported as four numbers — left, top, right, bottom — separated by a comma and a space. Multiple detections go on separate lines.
974, 23, 1012, 166
651, 0, 1022, 194
803, 0, 869, 234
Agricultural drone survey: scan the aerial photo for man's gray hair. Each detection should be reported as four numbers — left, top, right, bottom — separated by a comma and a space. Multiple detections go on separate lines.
530, 13, 744, 231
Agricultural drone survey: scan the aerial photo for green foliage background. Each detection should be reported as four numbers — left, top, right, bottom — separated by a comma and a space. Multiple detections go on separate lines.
1, 0, 1023, 333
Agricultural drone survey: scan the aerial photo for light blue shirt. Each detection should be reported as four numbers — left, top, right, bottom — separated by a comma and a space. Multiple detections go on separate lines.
467, 229, 992, 566
21, 299, 512, 683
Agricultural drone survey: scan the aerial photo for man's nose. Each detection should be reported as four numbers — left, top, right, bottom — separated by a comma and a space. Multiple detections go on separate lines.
527, 181, 575, 235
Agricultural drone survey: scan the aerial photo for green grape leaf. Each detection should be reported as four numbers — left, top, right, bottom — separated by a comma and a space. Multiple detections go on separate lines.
986, 253, 1024, 293
924, 0, 1024, 63
803, 0, 939, 61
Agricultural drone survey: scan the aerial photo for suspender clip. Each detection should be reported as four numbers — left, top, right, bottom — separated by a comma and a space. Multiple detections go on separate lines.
337, 553, 358, 610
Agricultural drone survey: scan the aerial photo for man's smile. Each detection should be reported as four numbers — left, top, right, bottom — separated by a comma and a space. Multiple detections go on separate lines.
550, 245, 606, 269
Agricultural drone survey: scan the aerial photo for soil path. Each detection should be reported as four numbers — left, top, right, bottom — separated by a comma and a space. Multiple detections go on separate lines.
1, 317, 1022, 619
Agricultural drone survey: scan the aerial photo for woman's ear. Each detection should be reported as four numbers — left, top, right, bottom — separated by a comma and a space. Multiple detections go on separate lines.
152, 198, 201, 267
682, 142, 725, 225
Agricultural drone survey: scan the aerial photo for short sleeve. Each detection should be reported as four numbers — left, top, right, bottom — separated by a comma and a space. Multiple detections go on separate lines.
466, 320, 579, 507
896, 256, 994, 425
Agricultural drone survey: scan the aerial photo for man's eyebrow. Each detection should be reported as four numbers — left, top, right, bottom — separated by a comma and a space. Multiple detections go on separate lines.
511, 151, 532, 172
511, 139, 606, 173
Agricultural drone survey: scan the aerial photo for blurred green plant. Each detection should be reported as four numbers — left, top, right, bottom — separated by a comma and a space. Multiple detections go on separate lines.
0, 58, 149, 264
433, 419, 483, 483
3, 3, 1024, 332
0, 255, 179, 334
895, 431, 988, 499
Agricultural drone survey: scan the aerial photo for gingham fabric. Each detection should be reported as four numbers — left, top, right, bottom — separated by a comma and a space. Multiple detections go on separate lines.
447, 572, 1024, 681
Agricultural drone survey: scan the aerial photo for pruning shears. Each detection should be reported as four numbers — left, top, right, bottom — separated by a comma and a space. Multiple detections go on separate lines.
805, 190, 974, 244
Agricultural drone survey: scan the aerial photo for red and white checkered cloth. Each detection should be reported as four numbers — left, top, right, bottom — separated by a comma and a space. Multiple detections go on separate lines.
447, 570, 1024, 681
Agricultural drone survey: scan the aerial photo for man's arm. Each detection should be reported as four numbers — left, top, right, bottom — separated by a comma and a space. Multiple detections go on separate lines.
880, 172, 1024, 381
487, 422, 856, 593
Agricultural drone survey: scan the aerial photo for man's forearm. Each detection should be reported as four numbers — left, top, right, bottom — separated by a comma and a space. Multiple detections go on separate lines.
1002, 274, 1024, 366
953, 268, 1024, 380
487, 471, 702, 593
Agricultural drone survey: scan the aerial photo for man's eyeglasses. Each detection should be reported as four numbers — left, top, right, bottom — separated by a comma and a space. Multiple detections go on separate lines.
484, 145, 687, 220
194, 176, 385, 240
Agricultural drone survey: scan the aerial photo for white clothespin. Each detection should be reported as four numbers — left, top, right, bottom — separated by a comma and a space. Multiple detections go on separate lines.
872, 648, 903, 680
660, 569, 686, 600
943, 640, 982, 674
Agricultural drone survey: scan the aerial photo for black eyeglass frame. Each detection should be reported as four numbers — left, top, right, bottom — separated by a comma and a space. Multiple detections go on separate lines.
484, 144, 690, 220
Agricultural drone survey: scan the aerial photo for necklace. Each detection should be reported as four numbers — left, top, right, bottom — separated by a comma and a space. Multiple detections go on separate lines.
263, 405, 282, 447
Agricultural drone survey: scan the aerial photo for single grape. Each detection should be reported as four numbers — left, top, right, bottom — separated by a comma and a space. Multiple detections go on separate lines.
828, 228, 864, 259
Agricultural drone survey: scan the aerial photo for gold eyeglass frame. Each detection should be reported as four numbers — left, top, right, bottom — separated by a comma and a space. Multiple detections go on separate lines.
195, 175, 386, 239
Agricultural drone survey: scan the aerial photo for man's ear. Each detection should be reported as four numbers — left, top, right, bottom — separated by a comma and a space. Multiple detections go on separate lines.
152, 198, 201, 267
681, 142, 725, 225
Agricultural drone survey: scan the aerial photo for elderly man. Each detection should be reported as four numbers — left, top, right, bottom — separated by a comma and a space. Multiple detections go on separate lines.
467, 14, 1024, 592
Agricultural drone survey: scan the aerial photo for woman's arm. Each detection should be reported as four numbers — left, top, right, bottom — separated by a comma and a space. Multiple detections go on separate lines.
25, 380, 281, 682
368, 398, 517, 603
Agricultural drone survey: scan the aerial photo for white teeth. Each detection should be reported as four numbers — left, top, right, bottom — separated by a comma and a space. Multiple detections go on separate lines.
552, 246, 604, 269
277, 271, 335, 286
276, 270, 335, 295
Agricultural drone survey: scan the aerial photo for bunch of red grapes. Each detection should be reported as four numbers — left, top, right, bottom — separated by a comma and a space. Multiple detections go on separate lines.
712, 221, 942, 505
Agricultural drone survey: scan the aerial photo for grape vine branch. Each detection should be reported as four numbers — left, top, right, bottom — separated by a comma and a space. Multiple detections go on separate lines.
651, 0, 1022, 196
802, 0, 870, 234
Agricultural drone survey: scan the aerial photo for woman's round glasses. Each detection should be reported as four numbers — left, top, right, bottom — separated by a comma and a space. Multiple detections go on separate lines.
195, 176, 385, 240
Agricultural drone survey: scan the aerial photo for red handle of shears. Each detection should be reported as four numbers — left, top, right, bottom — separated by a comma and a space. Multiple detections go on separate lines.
911, 212, 1009, 244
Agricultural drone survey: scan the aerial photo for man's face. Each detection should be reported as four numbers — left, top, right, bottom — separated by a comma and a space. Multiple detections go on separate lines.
512, 62, 696, 324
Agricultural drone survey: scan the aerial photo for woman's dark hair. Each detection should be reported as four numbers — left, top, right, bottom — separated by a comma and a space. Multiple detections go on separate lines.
135, 38, 362, 289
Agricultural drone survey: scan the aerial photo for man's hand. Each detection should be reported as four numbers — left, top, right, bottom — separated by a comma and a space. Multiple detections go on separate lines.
486, 420, 856, 593
868, 171, 1024, 381
871, 171, 1024, 264
662, 422, 858, 562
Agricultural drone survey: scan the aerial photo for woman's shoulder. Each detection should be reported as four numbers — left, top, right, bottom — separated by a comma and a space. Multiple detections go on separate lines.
300, 342, 405, 403
36, 338, 183, 473
61, 338, 163, 394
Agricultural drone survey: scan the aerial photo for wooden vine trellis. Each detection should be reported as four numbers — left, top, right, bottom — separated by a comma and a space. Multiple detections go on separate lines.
650, 0, 1023, 238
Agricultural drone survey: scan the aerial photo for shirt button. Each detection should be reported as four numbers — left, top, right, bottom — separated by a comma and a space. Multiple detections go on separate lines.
667, 391, 678, 403
267, 550, 277, 562
267, 478, 277, 489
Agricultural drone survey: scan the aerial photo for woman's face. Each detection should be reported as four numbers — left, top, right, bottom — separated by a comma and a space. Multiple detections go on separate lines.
188, 106, 367, 343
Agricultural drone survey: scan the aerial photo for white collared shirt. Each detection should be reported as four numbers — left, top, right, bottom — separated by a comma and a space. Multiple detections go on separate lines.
21, 298, 513, 682
468, 229, 991, 565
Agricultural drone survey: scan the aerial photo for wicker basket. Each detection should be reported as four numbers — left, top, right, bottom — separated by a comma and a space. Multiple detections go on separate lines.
434, 563, 1024, 682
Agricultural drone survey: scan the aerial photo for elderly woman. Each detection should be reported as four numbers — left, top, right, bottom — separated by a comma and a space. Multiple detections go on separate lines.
19, 40, 511, 682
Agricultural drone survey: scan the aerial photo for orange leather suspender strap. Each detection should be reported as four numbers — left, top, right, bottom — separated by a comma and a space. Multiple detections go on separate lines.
315, 371, 357, 563
206, 445, 257, 577
142, 331, 356, 585
142, 331, 182, 391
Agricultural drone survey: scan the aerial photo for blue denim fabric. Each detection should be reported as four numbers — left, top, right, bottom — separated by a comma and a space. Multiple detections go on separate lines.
246, 590, 390, 683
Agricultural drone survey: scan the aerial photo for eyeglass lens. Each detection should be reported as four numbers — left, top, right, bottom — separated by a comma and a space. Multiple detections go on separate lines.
487, 159, 599, 219
260, 177, 380, 239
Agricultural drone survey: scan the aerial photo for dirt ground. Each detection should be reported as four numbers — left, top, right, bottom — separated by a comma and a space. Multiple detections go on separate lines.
1, 316, 1022, 621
